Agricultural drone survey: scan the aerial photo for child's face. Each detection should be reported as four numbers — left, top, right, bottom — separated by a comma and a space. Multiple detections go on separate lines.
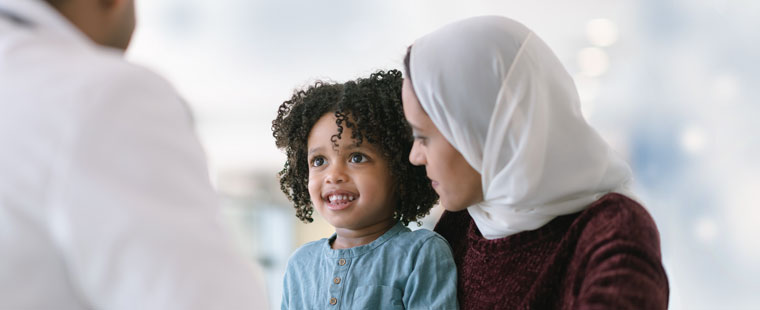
306, 113, 396, 230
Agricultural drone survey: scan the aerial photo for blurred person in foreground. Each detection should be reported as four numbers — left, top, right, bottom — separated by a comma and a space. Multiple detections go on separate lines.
0, 0, 267, 309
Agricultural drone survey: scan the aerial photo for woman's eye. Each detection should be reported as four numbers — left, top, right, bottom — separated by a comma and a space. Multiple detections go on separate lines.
311, 157, 326, 167
349, 153, 367, 163
414, 135, 428, 146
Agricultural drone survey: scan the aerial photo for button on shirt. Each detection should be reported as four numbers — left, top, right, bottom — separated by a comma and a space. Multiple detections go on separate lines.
281, 222, 458, 309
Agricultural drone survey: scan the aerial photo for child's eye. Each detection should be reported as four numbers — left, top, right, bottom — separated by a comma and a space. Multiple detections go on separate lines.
311, 156, 326, 167
349, 153, 368, 164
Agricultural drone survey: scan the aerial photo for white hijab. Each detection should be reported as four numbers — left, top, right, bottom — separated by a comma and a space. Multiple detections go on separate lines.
409, 16, 634, 239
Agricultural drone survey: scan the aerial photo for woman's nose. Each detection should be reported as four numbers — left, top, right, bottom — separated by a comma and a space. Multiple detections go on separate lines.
409, 141, 426, 166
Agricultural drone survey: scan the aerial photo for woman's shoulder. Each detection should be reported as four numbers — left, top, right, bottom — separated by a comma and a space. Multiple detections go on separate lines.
567, 193, 669, 308
572, 193, 662, 256
578, 193, 659, 235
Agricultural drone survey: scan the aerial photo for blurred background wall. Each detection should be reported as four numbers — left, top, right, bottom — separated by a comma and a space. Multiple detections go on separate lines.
126, 0, 760, 309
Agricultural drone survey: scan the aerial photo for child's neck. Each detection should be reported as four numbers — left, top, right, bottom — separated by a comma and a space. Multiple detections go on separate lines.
332, 219, 397, 250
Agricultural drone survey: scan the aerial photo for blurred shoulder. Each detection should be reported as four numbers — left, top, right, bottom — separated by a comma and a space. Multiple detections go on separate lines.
43, 41, 181, 110
84, 49, 178, 102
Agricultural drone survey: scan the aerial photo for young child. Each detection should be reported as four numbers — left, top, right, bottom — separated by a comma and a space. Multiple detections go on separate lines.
272, 70, 458, 309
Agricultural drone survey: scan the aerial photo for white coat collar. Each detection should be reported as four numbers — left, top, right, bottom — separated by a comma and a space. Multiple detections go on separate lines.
0, 0, 94, 45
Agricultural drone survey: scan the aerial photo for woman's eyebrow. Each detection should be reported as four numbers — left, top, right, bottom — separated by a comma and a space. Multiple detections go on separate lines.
409, 123, 426, 133
411, 127, 425, 136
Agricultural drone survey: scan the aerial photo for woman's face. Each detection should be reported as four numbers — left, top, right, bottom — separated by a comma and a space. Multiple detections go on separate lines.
401, 78, 483, 212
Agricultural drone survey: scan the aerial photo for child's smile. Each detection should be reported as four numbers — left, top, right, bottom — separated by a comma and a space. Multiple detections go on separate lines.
306, 113, 396, 238
322, 189, 358, 211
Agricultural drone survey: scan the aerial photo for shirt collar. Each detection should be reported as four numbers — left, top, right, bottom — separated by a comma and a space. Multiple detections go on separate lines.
322, 221, 408, 258
0, 0, 94, 45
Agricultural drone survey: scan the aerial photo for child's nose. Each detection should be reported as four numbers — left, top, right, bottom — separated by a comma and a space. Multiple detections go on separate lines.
325, 164, 348, 184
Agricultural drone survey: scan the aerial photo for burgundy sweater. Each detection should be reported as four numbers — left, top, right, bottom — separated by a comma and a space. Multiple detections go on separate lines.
434, 193, 669, 309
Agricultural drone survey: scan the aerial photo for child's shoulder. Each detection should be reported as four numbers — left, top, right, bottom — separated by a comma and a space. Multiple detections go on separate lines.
287, 237, 329, 265
394, 227, 451, 251
403, 226, 441, 239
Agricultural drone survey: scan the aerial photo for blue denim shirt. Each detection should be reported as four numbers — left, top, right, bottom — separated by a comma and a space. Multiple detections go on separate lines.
281, 222, 458, 309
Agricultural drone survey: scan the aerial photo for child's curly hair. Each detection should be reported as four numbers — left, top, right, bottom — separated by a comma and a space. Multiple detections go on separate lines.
272, 69, 438, 226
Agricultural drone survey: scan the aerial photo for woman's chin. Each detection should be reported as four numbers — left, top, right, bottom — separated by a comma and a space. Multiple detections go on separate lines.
439, 200, 469, 212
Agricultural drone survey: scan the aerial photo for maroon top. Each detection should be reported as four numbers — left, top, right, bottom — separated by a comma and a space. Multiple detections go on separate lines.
434, 193, 669, 309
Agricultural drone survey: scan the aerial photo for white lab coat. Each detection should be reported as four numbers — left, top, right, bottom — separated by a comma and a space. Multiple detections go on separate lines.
0, 0, 268, 309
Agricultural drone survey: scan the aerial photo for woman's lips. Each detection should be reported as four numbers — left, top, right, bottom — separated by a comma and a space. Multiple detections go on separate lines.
431, 180, 439, 188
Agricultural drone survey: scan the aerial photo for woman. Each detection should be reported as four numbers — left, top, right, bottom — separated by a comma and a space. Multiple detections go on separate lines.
401, 16, 669, 309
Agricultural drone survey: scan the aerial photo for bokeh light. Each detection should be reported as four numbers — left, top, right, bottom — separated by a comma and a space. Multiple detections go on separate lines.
577, 47, 610, 77
586, 18, 619, 47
